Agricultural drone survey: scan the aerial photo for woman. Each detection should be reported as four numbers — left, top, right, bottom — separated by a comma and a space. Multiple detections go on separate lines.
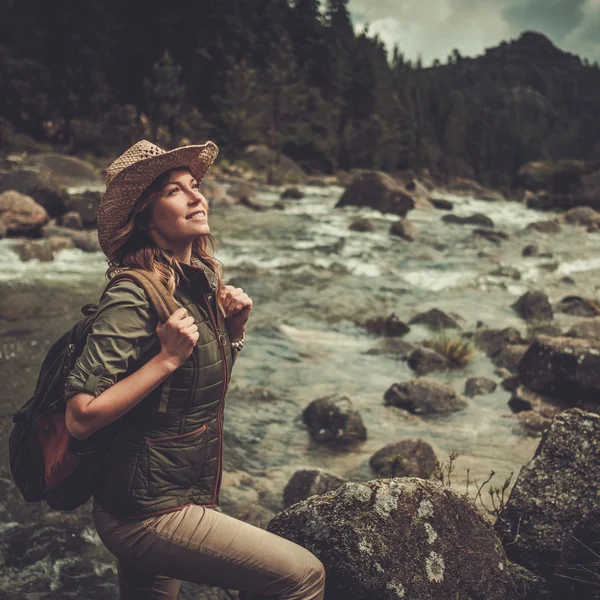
63, 140, 325, 600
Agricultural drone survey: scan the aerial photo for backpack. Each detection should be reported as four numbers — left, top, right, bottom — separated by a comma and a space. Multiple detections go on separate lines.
9, 269, 179, 511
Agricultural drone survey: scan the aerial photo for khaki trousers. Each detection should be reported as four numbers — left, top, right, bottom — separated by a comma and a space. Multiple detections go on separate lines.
92, 500, 325, 600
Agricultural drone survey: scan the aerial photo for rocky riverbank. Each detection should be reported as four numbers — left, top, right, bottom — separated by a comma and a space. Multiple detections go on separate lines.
1, 150, 600, 598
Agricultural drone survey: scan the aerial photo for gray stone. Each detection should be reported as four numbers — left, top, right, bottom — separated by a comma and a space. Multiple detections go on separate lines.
442, 213, 494, 228
408, 346, 451, 375
336, 171, 415, 217
493, 344, 530, 372
369, 439, 438, 478
384, 378, 468, 415
12, 239, 54, 262
364, 313, 410, 337
472, 228, 509, 243
390, 218, 417, 241
60, 210, 83, 230
524, 220, 561, 234
21, 152, 102, 186
518, 335, 600, 410
476, 327, 526, 359
511, 291, 554, 322
0, 190, 48, 234
280, 187, 304, 200
302, 395, 367, 445
65, 190, 102, 227
495, 409, 600, 579
0, 169, 67, 217
464, 377, 497, 397
268, 478, 517, 600
349, 217, 375, 232
431, 197, 453, 210
566, 319, 600, 340
408, 308, 461, 330
564, 205, 600, 226
522, 243, 540, 257
508, 385, 568, 419
555, 295, 600, 317
283, 469, 348, 508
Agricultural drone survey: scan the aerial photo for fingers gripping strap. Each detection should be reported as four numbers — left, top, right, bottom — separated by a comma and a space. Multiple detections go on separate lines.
103, 270, 180, 413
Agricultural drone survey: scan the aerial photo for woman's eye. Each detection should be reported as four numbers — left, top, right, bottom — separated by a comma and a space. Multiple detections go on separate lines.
192, 182, 200, 189
168, 187, 179, 196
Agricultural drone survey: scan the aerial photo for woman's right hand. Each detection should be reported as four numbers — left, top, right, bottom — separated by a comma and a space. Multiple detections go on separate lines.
156, 307, 199, 369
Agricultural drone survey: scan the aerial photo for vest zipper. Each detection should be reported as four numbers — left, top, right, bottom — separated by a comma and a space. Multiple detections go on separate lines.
204, 295, 229, 505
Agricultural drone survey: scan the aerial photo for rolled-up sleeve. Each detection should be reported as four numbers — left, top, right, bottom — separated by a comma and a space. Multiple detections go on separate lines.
64, 281, 159, 400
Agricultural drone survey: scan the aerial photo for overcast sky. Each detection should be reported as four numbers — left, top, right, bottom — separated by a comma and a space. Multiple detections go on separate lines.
348, 0, 600, 65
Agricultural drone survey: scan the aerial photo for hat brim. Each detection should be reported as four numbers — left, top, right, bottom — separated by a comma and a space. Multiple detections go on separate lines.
97, 141, 219, 255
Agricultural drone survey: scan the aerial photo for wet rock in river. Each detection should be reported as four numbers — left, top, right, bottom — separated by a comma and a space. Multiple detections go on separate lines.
524, 219, 561, 234
390, 218, 417, 241
521, 243, 539, 257
563, 205, 600, 226
42, 222, 101, 252
501, 375, 520, 392
511, 290, 554, 322
518, 335, 600, 410
0, 189, 49, 234
22, 152, 101, 186
472, 228, 509, 244
0, 169, 67, 217
408, 346, 450, 375
515, 410, 553, 436
554, 510, 600, 600
65, 190, 102, 227
475, 327, 526, 359
384, 378, 468, 415
59, 210, 83, 229
336, 171, 415, 217
495, 409, 600, 580
364, 313, 410, 337
488, 265, 521, 280
268, 478, 517, 600
493, 344, 529, 372
302, 394, 367, 445
12, 239, 54, 262
349, 217, 375, 232
508, 384, 568, 419
238, 195, 268, 211
442, 213, 494, 228
431, 197, 453, 210
364, 338, 417, 359
47, 234, 76, 253
280, 186, 304, 200
555, 295, 600, 317
566, 318, 600, 340
408, 308, 461, 329
369, 439, 438, 478
283, 469, 348, 508
464, 377, 497, 397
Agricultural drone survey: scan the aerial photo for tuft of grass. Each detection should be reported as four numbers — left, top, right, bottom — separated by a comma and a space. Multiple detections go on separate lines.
423, 329, 474, 367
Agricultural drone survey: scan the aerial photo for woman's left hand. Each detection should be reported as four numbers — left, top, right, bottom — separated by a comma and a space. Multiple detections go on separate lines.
220, 285, 252, 341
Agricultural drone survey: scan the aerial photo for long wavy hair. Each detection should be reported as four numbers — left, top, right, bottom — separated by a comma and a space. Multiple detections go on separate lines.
104, 167, 224, 312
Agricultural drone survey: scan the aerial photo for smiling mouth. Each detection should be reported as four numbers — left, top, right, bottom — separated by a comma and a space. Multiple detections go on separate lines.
186, 211, 207, 220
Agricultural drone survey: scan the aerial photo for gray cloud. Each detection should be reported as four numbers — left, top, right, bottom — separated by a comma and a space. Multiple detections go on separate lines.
348, 0, 600, 64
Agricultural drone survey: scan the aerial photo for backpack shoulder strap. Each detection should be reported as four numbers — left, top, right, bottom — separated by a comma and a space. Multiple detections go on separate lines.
105, 269, 179, 324
103, 269, 180, 414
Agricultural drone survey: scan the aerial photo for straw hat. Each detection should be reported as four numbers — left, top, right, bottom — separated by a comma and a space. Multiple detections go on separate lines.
97, 139, 219, 255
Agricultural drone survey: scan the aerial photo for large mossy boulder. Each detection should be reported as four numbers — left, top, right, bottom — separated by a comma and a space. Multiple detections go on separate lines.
268, 478, 517, 600
336, 171, 415, 217
495, 409, 600, 579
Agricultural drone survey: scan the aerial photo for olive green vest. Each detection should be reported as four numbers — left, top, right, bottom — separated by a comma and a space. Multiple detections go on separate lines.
95, 263, 234, 518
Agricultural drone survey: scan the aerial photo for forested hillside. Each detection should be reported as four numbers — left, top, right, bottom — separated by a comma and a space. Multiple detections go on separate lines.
1, 0, 599, 187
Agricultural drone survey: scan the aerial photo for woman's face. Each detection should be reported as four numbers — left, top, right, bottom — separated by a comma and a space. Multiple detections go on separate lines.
147, 169, 210, 251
